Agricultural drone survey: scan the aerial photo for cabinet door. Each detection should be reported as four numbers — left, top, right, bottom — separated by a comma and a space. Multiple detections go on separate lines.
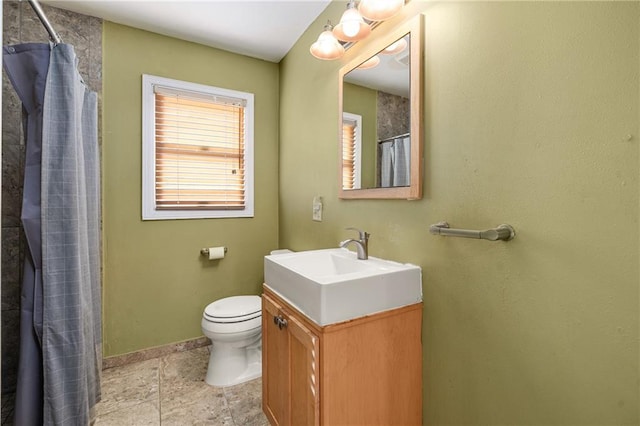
262, 294, 289, 426
288, 313, 320, 426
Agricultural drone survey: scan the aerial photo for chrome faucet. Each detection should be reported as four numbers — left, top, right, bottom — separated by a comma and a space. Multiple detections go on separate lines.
339, 227, 370, 260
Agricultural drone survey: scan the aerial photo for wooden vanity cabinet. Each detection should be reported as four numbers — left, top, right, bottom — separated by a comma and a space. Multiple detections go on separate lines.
262, 286, 423, 426
263, 290, 319, 426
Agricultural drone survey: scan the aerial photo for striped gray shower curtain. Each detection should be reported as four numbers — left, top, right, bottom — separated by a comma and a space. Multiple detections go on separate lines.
4, 42, 101, 425
378, 136, 411, 187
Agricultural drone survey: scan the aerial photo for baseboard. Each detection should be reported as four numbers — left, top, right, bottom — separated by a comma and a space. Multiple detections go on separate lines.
102, 336, 210, 370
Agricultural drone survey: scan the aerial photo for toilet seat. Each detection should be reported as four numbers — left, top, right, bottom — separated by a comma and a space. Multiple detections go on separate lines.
203, 295, 261, 323
202, 295, 262, 333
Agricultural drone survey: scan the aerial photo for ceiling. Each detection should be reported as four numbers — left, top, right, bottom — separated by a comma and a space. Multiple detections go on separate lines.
345, 33, 410, 98
43, 0, 332, 62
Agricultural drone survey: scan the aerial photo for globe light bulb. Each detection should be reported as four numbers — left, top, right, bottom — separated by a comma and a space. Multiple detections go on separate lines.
333, 1, 371, 42
358, 0, 404, 22
381, 37, 408, 55
342, 9, 362, 37
357, 55, 380, 70
310, 23, 345, 60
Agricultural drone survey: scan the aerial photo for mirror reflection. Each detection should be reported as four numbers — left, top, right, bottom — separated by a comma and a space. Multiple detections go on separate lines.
342, 33, 411, 190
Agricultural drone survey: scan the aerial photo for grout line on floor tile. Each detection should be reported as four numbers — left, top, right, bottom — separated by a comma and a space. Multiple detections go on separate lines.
222, 386, 234, 426
157, 355, 162, 425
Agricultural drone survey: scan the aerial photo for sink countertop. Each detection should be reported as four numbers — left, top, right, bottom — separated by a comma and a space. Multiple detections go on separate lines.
264, 248, 422, 326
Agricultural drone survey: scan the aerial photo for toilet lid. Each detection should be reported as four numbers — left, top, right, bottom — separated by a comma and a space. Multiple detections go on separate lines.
204, 295, 261, 321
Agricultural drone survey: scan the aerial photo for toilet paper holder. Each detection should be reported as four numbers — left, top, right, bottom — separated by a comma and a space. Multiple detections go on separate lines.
200, 247, 228, 257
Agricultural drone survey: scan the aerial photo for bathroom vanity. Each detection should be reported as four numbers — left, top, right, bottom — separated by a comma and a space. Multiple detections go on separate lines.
262, 248, 423, 425
261, 287, 423, 426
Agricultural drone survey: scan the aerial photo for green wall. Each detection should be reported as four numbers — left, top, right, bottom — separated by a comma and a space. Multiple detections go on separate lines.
343, 82, 377, 188
102, 22, 279, 357
280, 2, 639, 424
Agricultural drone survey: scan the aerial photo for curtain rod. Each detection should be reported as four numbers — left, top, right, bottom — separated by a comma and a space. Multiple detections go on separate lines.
26, 0, 62, 44
378, 132, 410, 144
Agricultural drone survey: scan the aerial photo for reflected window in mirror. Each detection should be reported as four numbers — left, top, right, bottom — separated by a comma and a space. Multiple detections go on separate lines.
338, 16, 423, 200
342, 112, 362, 190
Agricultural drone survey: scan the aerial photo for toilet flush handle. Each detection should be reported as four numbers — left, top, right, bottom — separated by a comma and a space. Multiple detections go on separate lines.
273, 315, 288, 330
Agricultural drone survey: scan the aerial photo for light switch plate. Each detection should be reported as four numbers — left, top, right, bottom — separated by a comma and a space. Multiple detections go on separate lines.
312, 196, 323, 222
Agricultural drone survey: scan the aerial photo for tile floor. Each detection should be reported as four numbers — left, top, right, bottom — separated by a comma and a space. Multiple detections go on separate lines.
95, 346, 269, 425
0, 347, 264, 425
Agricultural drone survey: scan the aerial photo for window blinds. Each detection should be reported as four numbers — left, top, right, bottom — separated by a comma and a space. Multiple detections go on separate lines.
342, 120, 357, 190
154, 86, 246, 210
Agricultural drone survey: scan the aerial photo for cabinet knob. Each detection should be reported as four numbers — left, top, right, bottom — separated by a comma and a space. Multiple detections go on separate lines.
273, 315, 288, 330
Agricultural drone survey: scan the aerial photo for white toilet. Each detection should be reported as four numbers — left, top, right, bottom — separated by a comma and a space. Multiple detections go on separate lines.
201, 295, 262, 387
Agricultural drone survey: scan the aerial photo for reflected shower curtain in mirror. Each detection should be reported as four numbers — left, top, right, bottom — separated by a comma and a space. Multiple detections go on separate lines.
379, 136, 410, 187
3, 43, 102, 426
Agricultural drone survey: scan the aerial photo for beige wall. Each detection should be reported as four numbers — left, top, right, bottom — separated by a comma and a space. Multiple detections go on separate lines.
280, 2, 639, 424
102, 22, 279, 357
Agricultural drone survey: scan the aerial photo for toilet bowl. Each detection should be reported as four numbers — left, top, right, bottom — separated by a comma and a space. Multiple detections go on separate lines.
201, 295, 262, 387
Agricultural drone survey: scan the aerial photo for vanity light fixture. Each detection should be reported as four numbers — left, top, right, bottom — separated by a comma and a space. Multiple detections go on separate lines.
380, 37, 407, 55
358, 0, 404, 21
333, 0, 371, 42
310, 21, 345, 60
309, 0, 406, 61
357, 55, 380, 69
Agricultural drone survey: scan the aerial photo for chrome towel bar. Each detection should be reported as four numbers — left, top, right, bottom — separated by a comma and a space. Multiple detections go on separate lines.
429, 222, 515, 241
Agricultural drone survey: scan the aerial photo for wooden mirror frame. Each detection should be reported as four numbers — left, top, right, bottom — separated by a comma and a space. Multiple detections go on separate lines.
338, 15, 423, 200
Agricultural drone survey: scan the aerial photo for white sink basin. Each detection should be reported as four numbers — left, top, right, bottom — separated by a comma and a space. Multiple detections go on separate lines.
264, 248, 422, 326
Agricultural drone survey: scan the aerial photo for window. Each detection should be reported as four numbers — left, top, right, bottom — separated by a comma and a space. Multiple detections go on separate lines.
142, 75, 254, 220
342, 112, 362, 190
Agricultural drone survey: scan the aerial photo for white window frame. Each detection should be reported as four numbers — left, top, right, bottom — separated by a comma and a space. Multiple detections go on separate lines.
343, 112, 362, 190
142, 74, 254, 220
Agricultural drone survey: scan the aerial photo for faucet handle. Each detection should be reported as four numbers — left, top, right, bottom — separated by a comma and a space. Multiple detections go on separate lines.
345, 227, 369, 240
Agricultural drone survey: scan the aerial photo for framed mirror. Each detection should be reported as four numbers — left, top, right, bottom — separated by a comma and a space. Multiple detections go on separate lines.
338, 16, 423, 200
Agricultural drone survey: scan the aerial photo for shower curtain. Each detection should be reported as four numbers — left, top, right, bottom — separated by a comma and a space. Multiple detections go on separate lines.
3, 42, 101, 425
379, 136, 411, 187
